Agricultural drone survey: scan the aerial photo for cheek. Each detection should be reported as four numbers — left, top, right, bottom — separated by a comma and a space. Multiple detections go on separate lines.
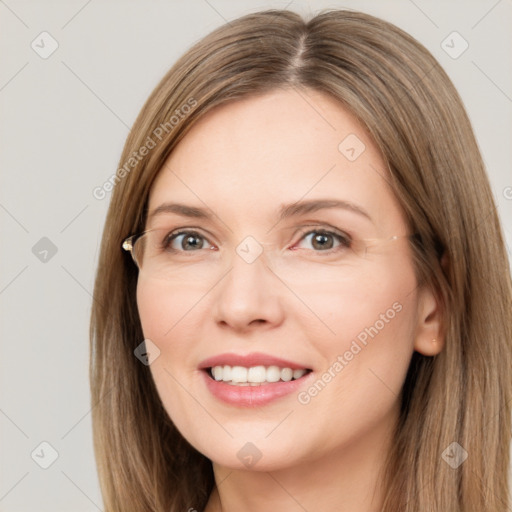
292, 276, 418, 451
136, 277, 203, 431
304, 256, 419, 385
305, 258, 416, 334
136, 280, 164, 339
136, 278, 195, 386
136, 275, 205, 340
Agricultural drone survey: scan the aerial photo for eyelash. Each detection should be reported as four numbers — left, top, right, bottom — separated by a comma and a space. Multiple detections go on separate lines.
160, 226, 353, 255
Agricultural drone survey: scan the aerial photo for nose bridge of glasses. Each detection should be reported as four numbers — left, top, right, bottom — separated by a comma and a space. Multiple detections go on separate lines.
231, 237, 283, 275
223, 240, 296, 300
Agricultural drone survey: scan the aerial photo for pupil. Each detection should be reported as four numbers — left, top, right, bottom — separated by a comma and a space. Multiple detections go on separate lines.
313, 233, 333, 250
184, 235, 200, 250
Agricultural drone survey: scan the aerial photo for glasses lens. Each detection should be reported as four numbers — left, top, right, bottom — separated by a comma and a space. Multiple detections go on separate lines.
131, 234, 148, 268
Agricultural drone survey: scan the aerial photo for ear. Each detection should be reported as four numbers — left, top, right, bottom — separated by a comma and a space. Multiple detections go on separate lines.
413, 281, 444, 356
414, 251, 448, 356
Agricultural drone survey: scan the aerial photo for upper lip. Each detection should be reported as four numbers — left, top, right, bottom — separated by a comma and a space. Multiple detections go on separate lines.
198, 352, 311, 370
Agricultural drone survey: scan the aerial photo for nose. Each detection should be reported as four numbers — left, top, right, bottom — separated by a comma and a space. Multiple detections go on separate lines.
212, 248, 285, 333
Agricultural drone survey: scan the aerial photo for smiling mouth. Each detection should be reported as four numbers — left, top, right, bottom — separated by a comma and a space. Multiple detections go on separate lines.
207, 365, 312, 386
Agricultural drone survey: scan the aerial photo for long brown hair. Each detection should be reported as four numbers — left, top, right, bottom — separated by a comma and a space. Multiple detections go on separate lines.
90, 9, 512, 511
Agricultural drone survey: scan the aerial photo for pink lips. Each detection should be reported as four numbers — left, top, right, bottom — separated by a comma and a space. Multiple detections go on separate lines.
198, 352, 313, 407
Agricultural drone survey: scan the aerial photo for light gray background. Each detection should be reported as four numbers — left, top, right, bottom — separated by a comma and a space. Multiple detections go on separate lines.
1, 0, 511, 510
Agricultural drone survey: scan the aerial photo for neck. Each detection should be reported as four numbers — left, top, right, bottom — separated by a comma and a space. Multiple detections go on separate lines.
204, 417, 395, 512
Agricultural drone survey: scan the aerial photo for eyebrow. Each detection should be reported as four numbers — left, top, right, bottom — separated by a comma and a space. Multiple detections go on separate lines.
148, 199, 373, 223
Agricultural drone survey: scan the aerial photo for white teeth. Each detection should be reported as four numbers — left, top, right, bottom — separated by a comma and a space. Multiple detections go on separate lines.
231, 366, 247, 383
266, 366, 281, 382
248, 366, 266, 383
293, 369, 307, 380
281, 368, 293, 381
209, 364, 309, 384
222, 365, 232, 382
213, 366, 223, 381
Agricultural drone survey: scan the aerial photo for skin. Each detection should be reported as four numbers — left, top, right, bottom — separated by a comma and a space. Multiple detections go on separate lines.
136, 88, 443, 512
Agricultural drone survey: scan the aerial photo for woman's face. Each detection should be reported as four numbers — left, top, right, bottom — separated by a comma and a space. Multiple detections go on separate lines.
137, 88, 440, 471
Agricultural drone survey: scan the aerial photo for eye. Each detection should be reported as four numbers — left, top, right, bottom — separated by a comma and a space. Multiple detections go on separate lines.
163, 230, 212, 252
157, 227, 352, 254
293, 228, 352, 253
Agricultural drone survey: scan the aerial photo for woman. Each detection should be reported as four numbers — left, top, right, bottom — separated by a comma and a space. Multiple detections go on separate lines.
90, 9, 512, 512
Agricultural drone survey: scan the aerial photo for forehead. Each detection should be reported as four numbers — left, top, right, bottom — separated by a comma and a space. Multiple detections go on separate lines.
148, 88, 404, 232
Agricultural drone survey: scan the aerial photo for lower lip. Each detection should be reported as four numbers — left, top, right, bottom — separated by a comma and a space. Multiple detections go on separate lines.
202, 370, 313, 407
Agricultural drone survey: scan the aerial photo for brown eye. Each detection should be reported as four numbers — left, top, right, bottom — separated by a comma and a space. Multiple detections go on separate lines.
311, 233, 334, 250
164, 231, 209, 251
296, 229, 352, 252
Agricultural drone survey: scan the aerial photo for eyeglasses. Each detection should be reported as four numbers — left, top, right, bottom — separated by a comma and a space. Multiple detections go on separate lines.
122, 226, 417, 280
